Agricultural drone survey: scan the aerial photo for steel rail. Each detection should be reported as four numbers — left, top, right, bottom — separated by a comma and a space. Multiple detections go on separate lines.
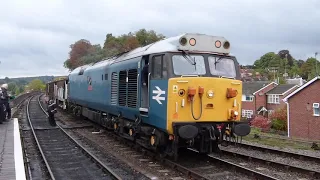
36, 94, 122, 180
26, 95, 56, 180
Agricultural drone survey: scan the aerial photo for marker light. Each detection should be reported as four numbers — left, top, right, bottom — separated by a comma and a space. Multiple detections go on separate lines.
180, 37, 187, 46
223, 41, 230, 49
207, 90, 214, 98
215, 40, 221, 48
189, 38, 196, 46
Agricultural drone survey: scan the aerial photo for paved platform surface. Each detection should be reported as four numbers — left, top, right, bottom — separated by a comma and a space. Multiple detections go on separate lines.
0, 118, 26, 180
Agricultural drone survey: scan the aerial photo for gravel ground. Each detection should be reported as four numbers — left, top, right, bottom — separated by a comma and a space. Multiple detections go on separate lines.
177, 149, 252, 180
66, 129, 150, 180
241, 140, 320, 158
221, 145, 320, 173
70, 127, 188, 180
213, 149, 311, 180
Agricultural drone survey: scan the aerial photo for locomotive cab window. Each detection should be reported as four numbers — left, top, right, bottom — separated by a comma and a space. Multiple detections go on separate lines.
151, 55, 167, 79
208, 56, 236, 78
172, 55, 205, 75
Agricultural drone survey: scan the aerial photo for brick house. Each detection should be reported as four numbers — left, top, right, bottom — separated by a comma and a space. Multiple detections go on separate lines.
242, 81, 277, 118
265, 84, 299, 114
283, 76, 320, 140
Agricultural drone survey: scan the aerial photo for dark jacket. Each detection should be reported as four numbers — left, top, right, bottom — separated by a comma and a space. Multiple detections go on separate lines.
47, 102, 57, 115
1, 88, 9, 103
0, 89, 6, 105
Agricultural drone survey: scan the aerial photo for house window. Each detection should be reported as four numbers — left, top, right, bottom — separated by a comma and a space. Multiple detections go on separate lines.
246, 96, 254, 101
268, 94, 280, 104
242, 95, 254, 102
313, 103, 320, 116
242, 110, 253, 118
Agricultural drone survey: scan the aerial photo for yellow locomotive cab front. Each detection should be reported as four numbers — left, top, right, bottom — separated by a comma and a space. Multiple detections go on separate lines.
167, 77, 242, 134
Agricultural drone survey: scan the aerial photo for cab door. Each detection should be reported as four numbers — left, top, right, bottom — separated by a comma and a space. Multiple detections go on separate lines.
147, 54, 168, 130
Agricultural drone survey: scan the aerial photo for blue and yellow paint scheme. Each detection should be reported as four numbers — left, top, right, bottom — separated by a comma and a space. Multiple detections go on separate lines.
62, 33, 251, 160
166, 77, 242, 134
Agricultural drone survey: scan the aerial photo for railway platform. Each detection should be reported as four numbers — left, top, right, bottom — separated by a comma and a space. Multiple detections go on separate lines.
0, 118, 26, 180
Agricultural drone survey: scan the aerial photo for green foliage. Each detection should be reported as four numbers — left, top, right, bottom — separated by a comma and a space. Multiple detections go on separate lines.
300, 57, 319, 80
253, 50, 320, 81
7, 82, 25, 95
271, 119, 287, 131
64, 29, 166, 71
269, 107, 287, 131
26, 79, 46, 91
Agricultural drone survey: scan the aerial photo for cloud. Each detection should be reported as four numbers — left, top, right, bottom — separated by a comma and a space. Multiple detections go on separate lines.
0, 0, 319, 78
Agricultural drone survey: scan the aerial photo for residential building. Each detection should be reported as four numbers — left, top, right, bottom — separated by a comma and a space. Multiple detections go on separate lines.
283, 76, 320, 140
286, 77, 306, 86
266, 84, 299, 115
241, 81, 277, 118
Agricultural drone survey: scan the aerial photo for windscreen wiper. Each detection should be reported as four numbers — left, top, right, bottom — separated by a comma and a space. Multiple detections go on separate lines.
182, 50, 196, 65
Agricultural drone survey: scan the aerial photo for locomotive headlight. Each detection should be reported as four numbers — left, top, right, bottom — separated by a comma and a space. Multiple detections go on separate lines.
207, 90, 214, 98
234, 111, 239, 116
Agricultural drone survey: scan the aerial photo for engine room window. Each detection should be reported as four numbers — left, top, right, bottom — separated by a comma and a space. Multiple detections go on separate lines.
208, 56, 236, 78
172, 55, 206, 75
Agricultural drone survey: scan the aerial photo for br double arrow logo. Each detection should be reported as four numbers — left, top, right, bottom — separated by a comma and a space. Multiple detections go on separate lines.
152, 86, 166, 104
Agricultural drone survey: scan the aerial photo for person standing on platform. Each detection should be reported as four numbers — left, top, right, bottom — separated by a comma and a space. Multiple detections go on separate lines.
47, 100, 57, 126
0, 88, 6, 124
1, 84, 11, 119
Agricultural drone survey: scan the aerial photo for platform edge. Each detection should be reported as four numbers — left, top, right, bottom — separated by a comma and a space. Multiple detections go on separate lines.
14, 118, 27, 180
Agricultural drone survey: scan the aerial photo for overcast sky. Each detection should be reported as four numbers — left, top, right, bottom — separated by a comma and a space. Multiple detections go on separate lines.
1, 0, 319, 78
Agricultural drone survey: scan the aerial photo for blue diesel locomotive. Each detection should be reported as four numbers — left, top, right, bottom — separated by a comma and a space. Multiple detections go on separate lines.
54, 33, 250, 160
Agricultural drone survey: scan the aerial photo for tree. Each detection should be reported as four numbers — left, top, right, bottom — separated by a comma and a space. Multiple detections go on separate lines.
300, 57, 319, 80
64, 39, 94, 71
27, 79, 46, 91
135, 29, 165, 46
277, 50, 293, 67
79, 44, 106, 65
102, 29, 166, 58
8, 82, 17, 94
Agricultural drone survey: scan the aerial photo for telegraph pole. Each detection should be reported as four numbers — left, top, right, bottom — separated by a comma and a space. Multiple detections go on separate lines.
284, 54, 288, 79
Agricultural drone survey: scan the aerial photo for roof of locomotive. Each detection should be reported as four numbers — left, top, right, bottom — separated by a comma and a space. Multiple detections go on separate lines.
69, 33, 231, 75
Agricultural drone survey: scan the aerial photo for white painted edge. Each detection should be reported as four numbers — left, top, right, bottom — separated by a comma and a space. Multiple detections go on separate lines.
252, 81, 278, 95
14, 118, 27, 180
284, 101, 290, 138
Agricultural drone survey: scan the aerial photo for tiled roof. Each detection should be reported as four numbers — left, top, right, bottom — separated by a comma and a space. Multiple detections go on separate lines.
266, 84, 297, 95
242, 81, 271, 95
283, 76, 320, 101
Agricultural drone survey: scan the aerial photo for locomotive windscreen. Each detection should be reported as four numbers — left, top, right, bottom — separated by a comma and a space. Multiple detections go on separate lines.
208, 56, 236, 78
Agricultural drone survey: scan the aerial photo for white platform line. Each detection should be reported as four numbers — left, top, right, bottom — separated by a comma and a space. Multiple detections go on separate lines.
14, 118, 27, 180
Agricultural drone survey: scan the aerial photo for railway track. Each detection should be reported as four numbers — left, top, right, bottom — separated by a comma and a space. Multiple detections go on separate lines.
26, 95, 122, 180
51, 102, 279, 180
40, 94, 320, 180
216, 142, 320, 179
232, 141, 320, 163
